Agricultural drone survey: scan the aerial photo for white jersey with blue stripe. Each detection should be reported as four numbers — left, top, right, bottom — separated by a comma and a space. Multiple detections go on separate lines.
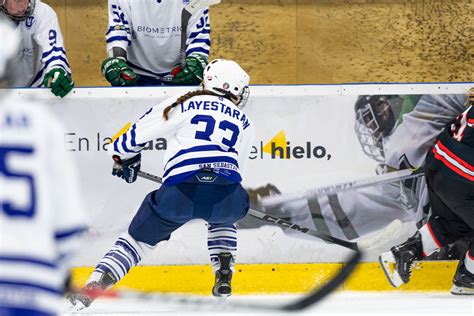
111, 93, 255, 185
5, 1, 72, 88
0, 94, 87, 314
106, 0, 211, 80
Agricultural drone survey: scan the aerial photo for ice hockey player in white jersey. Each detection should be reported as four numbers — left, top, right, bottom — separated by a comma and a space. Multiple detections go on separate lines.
0, 17, 88, 315
0, 0, 74, 98
102, 0, 211, 86
68, 59, 254, 310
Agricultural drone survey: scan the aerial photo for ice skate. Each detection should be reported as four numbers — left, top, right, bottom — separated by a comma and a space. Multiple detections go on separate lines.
67, 272, 117, 311
212, 252, 233, 298
379, 231, 423, 287
451, 259, 474, 295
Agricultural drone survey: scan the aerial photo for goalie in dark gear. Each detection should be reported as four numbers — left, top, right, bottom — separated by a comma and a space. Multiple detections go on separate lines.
354, 95, 403, 162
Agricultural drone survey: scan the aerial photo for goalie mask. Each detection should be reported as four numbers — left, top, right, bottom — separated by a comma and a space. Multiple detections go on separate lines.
354, 95, 403, 162
1, 0, 36, 21
203, 59, 250, 108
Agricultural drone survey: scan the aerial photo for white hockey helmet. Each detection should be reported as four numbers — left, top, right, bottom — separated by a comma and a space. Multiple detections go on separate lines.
202, 59, 250, 108
1, 0, 36, 21
0, 17, 19, 82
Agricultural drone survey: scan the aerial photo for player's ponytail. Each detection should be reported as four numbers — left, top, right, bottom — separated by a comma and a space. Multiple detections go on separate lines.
162, 90, 219, 120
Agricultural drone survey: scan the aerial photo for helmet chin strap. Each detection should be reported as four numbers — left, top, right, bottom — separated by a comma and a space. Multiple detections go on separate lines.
212, 87, 240, 105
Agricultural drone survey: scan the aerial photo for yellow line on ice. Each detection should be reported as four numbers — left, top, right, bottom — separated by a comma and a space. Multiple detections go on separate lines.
71, 261, 457, 294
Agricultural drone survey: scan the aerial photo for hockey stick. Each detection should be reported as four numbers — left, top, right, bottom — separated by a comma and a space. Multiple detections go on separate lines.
180, 0, 221, 67
260, 168, 425, 208
246, 208, 401, 251
74, 248, 360, 312
137, 170, 400, 251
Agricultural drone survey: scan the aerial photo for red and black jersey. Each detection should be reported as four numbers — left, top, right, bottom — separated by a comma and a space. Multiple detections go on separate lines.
430, 105, 474, 182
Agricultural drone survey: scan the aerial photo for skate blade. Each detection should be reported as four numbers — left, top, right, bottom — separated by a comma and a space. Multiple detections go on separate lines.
214, 291, 232, 299
66, 294, 90, 312
451, 285, 474, 295
379, 251, 404, 288
217, 295, 230, 302
67, 300, 87, 312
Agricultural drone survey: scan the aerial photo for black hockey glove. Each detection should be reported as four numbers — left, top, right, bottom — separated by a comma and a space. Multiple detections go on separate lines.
112, 154, 141, 183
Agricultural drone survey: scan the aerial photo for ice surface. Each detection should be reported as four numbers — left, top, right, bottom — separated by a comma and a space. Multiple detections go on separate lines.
62, 292, 473, 316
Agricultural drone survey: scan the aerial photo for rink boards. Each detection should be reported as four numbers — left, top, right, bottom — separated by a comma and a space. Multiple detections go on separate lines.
71, 261, 458, 294
8, 83, 473, 294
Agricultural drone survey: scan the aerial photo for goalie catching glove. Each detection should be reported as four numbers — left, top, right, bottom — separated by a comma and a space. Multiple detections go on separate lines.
112, 154, 141, 183
170, 54, 207, 85
102, 57, 138, 86
43, 68, 74, 98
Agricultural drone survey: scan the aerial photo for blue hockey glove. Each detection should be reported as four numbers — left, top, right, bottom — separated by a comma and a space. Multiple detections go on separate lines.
112, 154, 141, 183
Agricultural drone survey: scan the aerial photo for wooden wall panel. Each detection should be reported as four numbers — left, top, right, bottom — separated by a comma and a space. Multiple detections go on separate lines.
296, 0, 473, 83
64, 1, 109, 87
211, 1, 298, 84
43, 0, 473, 86
44, 0, 108, 86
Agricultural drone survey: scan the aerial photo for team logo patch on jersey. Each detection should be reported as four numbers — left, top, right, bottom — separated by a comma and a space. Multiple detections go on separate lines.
196, 173, 217, 183
26, 16, 35, 28
183, 0, 191, 4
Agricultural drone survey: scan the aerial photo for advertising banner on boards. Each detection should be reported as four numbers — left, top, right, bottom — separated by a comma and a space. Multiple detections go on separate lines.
9, 84, 472, 264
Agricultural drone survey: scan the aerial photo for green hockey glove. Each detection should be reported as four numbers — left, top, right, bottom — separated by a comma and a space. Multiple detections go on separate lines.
43, 68, 74, 98
170, 54, 208, 85
101, 57, 138, 86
